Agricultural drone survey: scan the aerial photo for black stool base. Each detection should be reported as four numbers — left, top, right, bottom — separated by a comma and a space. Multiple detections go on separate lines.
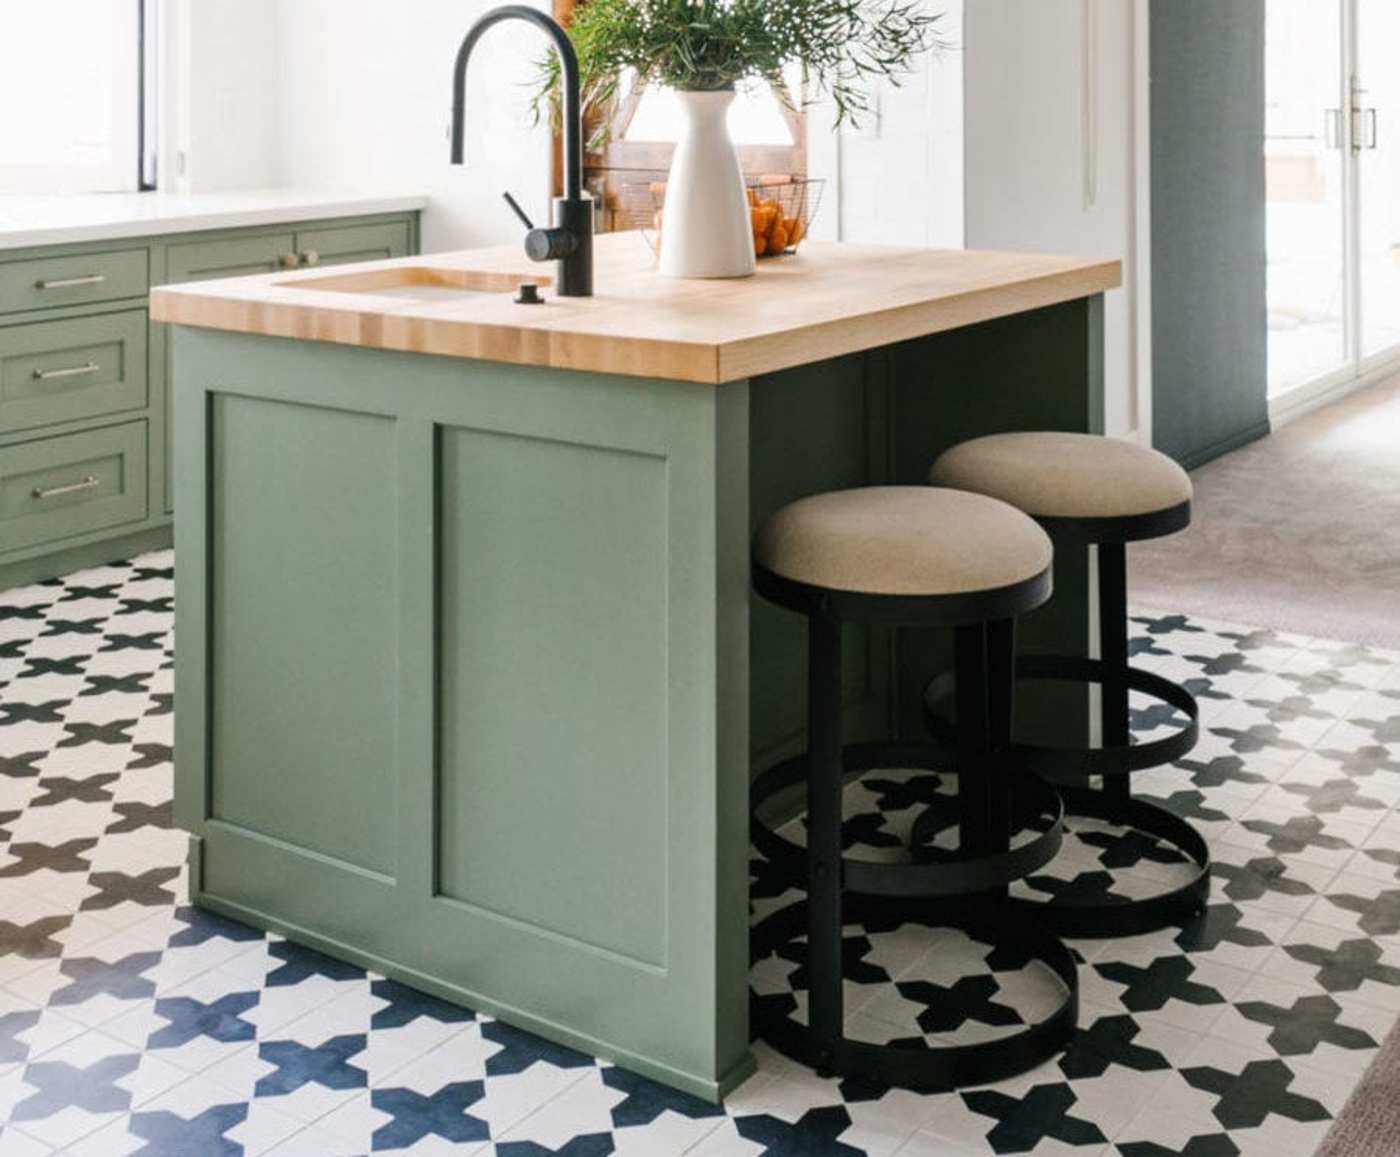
1007, 786, 1211, 939
751, 742, 1065, 900
751, 895, 1079, 1092
923, 647, 1212, 939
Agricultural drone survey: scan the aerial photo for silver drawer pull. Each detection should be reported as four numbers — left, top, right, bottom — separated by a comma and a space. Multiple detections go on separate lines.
34, 274, 107, 290
32, 361, 100, 382
32, 475, 99, 500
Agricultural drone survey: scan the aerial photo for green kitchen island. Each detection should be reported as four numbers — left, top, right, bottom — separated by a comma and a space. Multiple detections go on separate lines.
152, 234, 1120, 1100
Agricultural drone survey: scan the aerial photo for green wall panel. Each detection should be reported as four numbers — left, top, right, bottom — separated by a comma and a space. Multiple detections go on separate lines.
1151, 0, 1269, 467
437, 424, 670, 967
208, 393, 398, 879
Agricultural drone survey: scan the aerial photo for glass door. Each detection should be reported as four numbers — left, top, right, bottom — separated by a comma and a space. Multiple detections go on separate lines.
1356, 0, 1400, 362
1265, 0, 1348, 395
1267, 0, 1400, 397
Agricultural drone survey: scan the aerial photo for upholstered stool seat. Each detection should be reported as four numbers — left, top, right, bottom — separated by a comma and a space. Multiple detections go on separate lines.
930, 432, 1192, 539
749, 485, 1078, 1092
926, 432, 1208, 939
754, 486, 1053, 599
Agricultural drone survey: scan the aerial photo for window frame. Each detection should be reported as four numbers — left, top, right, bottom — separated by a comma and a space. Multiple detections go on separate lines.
0, 0, 145, 194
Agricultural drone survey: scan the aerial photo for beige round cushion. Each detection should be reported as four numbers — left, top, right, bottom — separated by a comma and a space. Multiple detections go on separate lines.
928, 432, 1192, 521
753, 486, 1052, 597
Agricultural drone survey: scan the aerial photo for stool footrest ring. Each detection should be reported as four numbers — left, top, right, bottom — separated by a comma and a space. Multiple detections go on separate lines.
1007, 788, 1212, 938
751, 742, 1064, 900
1011, 655, 1199, 781
751, 896, 1079, 1092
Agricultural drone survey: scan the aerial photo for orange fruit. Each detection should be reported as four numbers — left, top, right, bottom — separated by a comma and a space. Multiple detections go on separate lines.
649, 181, 667, 196
754, 233, 767, 257
768, 224, 789, 253
789, 219, 805, 245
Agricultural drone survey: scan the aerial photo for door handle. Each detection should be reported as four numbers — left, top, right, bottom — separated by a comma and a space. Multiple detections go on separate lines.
32, 475, 99, 500
34, 274, 106, 291
32, 361, 100, 382
1325, 108, 1344, 150
1351, 107, 1380, 152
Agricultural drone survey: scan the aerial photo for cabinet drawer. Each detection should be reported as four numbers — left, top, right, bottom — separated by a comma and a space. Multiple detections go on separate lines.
1, 310, 148, 435
1, 422, 148, 553
296, 221, 411, 268
165, 234, 295, 284
0, 249, 149, 315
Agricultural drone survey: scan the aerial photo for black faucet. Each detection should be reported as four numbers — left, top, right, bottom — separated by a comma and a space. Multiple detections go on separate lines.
451, 5, 593, 298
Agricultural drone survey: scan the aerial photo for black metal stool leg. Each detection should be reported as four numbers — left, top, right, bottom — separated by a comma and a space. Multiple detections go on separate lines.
956, 623, 991, 859
1098, 543, 1130, 807
987, 618, 1017, 898
805, 612, 844, 1072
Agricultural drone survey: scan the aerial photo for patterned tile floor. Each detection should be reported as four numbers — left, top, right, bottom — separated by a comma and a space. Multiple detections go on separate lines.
2, 551, 1400, 1154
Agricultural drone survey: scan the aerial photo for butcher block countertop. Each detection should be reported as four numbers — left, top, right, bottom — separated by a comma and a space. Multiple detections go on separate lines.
150, 232, 1121, 385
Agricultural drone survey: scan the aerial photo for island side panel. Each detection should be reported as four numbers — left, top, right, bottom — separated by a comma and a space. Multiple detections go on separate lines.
171, 327, 753, 1101
747, 352, 894, 768
745, 295, 1105, 773
891, 295, 1107, 743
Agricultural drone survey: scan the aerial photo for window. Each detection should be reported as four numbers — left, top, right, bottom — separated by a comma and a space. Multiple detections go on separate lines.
625, 76, 798, 147
0, 0, 145, 193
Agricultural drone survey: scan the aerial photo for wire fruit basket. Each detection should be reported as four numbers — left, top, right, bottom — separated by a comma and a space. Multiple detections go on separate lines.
621, 176, 826, 259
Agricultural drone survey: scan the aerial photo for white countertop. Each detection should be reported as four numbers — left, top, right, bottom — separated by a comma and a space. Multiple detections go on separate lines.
0, 189, 429, 251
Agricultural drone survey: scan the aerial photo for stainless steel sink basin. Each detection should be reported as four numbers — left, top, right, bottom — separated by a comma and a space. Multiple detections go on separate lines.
278, 266, 549, 304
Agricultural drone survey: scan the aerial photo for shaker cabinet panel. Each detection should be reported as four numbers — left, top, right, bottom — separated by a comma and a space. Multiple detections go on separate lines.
0, 310, 148, 435
164, 235, 296, 285
294, 221, 412, 269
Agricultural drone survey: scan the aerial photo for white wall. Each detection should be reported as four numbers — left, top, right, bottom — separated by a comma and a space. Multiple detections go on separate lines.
273, 0, 551, 252
808, 0, 964, 249
963, 0, 1147, 440
163, 0, 280, 192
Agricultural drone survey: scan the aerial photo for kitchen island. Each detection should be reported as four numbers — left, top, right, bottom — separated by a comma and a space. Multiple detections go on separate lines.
152, 234, 1119, 1100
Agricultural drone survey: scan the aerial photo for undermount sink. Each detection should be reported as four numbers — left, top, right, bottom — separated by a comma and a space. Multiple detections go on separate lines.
279, 265, 549, 303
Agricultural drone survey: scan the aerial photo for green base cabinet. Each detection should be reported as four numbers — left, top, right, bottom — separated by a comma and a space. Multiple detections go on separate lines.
0, 211, 418, 589
171, 293, 1103, 1101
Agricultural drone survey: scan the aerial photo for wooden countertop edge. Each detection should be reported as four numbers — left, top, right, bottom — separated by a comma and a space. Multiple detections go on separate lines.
150, 288, 723, 385
714, 262, 1121, 383
151, 250, 1120, 386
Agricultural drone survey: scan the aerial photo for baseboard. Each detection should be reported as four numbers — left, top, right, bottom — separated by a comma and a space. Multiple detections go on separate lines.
1269, 353, 1400, 429
192, 891, 755, 1105
0, 524, 172, 592
1174, 420, 1271, 471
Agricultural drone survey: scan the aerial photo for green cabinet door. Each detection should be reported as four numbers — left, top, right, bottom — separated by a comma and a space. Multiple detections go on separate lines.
1, 309, 148, 435
295, 221, 411, 269
165, 234, 297, 284
160, 233, 297, 514
2, 420, 148, 552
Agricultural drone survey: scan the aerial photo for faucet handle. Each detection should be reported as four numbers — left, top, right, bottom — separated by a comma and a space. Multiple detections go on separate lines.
502, 191, 535, 230
503, 191, 579, 264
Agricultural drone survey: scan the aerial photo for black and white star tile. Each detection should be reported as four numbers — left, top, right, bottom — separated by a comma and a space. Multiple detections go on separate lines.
4, 557, 1400, 1154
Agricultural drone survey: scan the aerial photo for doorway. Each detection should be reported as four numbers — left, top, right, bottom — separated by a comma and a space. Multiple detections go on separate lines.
1265, 0, 1400, 403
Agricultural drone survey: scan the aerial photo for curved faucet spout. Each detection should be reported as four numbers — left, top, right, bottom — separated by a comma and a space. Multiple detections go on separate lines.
451, 4, 582, 202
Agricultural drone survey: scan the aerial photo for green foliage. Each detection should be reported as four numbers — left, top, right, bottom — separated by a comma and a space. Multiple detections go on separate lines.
530, 0, 945, 140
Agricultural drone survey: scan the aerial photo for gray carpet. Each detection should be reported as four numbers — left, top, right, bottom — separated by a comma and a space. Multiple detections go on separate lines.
1131, 372, 1400, 649
1318, 1016, 1400, 1157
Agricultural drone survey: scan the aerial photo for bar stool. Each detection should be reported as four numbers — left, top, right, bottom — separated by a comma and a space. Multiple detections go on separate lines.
749, 486, 1078, 1091
929, 432, 1208, 937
